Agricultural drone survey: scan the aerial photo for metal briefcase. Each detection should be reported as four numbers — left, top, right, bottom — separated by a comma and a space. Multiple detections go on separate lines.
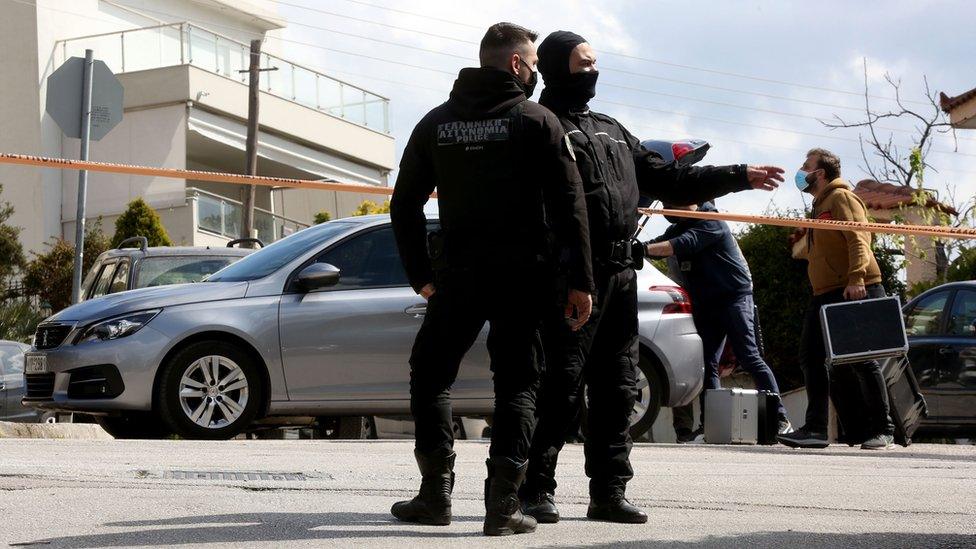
704, 388, 759, 444
819, 296, 908, 365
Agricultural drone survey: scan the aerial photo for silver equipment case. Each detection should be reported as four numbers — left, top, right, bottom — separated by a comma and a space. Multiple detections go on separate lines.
704, 388, 759, 445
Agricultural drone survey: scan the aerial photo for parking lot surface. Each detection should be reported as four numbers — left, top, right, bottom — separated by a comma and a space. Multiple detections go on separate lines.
1, 439, 974, 548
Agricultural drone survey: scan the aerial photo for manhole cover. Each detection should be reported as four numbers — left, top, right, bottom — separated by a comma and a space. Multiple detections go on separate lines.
162, 471, 307, 481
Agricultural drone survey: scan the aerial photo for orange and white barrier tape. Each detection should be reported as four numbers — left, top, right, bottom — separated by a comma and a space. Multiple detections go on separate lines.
640, 208, 976, 240
2, 153, 972, 240
0, 153, 396, 196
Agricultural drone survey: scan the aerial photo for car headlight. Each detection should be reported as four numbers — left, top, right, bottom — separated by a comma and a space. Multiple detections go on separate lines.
77, 310, 161, 344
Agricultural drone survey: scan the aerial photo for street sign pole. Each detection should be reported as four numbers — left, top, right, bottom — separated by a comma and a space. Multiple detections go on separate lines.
71, 49, 94, 305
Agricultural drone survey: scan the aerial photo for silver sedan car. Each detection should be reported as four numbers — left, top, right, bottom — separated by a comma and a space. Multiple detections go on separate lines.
24, 215, 702, 439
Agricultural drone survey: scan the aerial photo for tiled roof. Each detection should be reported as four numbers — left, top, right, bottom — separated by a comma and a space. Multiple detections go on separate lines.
941, 88, 976, 113
853, 179, 958, 215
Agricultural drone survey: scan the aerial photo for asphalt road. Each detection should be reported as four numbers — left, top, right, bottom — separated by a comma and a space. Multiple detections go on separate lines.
1, 439, 974, 548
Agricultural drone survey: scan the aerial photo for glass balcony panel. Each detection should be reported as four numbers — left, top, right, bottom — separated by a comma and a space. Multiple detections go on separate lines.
122, 26, 182, 72
342, 85, 367, 125
365, 95, 386, 130
222, 201, 241, 238
215, 36, 238, 77
188, 27, 218, 72
293, 65, 317, 108
266, 57, 293, 99
254, 210, 275, 244
197, 195, 223, 235
318, 77, 343, 117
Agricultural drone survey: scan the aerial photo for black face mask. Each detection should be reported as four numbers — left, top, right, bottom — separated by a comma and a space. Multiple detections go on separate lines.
518, 58, 538, 99
540, 70, 599, 112
561, 70, 599, 107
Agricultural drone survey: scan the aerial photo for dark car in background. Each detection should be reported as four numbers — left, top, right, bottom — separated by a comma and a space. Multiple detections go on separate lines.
80, 237, 258, 301
1, 340, 40, 422
903, 281, 976, 434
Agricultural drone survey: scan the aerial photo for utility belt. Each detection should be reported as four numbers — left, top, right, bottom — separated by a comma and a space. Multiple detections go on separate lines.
598, 238, 645, 271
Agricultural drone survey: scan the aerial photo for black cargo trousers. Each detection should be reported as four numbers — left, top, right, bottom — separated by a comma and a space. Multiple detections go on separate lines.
523, 267, 639, 500
409, 268, 548, 462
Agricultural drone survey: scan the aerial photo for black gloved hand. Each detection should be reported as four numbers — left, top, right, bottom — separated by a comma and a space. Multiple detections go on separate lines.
631, 239, 646, 270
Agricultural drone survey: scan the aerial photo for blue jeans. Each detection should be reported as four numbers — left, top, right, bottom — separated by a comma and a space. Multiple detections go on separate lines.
694, 293, 787, 421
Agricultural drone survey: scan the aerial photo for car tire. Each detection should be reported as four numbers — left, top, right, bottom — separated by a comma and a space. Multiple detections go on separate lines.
95, 412, 172, 439
452, 417, 466, 440
629, 353, 664, 440
338, 416, 377, 439
157, 341, 264, 440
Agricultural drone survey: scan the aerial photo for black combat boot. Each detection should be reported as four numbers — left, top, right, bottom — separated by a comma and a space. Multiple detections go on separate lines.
483, 457, 538, 536
391, 449, 455, 525
586, 490, 648, 524
520, 490, 559, 524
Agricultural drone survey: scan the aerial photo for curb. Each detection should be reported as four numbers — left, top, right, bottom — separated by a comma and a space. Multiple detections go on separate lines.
0, 421, 112, 440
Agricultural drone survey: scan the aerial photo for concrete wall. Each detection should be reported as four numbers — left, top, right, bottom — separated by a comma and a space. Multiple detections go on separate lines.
61, 202, 196, 248
869, 207, 939, 287
60, 104, 189, 222
0, 1, 46, 257
274, 188, 389, 223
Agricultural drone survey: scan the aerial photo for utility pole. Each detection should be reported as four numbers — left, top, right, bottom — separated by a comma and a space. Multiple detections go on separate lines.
239, 40, 276, 246
71, 49, 95, 304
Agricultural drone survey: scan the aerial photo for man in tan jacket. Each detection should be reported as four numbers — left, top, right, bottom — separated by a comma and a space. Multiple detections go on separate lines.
778, 148, 895, 450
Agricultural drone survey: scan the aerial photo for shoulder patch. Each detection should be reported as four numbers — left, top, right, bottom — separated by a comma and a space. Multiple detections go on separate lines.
563, 134, 576, 162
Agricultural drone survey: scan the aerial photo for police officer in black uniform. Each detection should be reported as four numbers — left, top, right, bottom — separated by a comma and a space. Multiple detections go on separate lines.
519, 30, 784, 524
389, 23, 595, 537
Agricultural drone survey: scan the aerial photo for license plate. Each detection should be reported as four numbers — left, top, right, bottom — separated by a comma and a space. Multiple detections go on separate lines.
25, 355, 47, 374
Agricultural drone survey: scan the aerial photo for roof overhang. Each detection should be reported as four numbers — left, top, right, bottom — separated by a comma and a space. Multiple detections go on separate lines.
940, 89, 976, 129
192, 0, 286, 31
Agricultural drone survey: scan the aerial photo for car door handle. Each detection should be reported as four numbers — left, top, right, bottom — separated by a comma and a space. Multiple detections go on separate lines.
938, 347, 957, 356
404, 304, 427, 318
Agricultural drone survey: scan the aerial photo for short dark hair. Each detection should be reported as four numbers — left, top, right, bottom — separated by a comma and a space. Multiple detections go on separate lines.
807, 148, 841, 180
479, 22, 538, 69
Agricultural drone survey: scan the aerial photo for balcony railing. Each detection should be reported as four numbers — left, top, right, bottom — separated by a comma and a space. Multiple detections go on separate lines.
187, 187, 309, 244
55, 23, 390, 133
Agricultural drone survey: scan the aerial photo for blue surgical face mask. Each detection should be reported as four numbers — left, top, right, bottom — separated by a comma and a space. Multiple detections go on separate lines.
795, 169, 811, 191
793, 169, 816, 191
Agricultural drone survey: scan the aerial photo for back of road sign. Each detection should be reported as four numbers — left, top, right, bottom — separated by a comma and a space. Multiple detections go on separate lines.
46, 57, 124, 141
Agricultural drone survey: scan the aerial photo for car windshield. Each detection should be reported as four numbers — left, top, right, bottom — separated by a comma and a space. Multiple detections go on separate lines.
136, 256, 241, 288
207, 222, 359, 282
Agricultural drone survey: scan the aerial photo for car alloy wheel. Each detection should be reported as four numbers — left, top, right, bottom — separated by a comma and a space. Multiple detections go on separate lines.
178, 355, 250, 429
631, 367, 652, 427
158, 341, 263, 440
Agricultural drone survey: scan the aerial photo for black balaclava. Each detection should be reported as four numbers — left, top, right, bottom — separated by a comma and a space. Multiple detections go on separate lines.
538, 30, 599, 113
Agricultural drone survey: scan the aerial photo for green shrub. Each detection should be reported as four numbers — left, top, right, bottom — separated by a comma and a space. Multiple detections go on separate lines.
737, 222, 811, 391
23, 220, 111, 312
0, 300, 44, 343
313, 211, 332, 224
352, 200, 391, 216
111, 198, 172, 248
947, 246, 976, 282
0, 184, 25, 284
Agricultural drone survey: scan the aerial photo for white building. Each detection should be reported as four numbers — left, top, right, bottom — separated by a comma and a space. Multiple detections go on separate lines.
0, 0, 396, 252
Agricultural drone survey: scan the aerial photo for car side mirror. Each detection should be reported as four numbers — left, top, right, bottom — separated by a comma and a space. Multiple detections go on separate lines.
296, 263, 341, 292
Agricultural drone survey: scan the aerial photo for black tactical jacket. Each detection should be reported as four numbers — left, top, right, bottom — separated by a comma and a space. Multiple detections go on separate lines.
543, 106, 750, 270
391, 68, 594, 294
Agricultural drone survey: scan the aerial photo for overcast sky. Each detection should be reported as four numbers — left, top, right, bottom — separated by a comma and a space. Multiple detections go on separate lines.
268, 0, 976, 236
